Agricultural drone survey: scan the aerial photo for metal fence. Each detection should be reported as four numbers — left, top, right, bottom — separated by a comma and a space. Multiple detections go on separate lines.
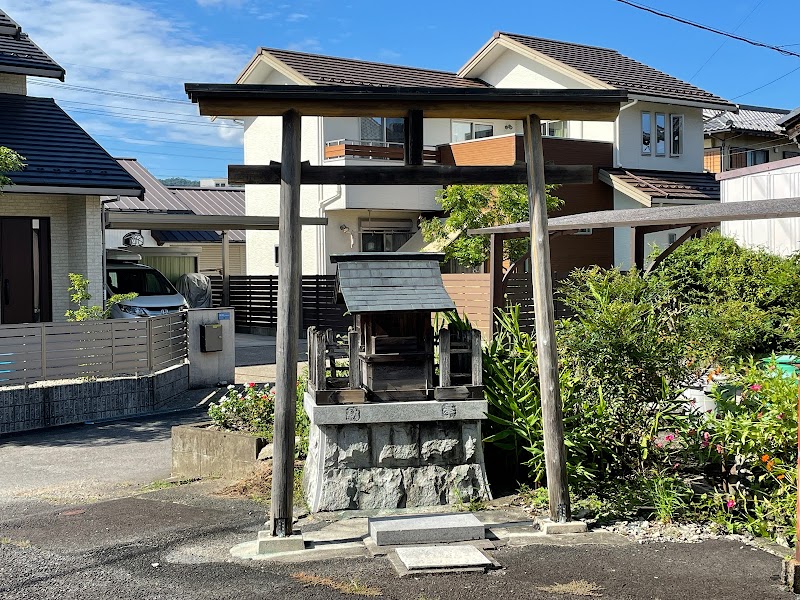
211, 275, 350, 333
0, 313, 187, 386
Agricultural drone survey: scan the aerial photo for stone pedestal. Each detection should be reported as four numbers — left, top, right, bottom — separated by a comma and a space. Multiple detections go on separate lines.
302, 393, 491, 512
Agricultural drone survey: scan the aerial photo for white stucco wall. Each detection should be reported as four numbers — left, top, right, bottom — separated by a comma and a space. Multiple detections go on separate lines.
616, 101, 703, 172
720, 162, 800, 256
0, 194, 102, 321
476, 47, 593, 90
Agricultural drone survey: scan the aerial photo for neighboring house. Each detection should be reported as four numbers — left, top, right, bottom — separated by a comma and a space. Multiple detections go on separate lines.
703, 105, 798, 173
104, 159, 246, 281
718, 155, 800, 256
232, 31, 735, 274
199, 177, 241, 188
0, 10, 142, 323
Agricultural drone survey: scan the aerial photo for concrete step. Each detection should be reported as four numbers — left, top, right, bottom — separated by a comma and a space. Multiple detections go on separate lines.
389, 544, 499, 577
368, 513, 485, 547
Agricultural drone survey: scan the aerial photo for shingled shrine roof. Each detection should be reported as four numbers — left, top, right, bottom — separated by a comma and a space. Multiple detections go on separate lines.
331, 253, 456, 314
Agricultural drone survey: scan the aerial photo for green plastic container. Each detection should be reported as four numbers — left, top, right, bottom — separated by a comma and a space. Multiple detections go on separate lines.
761, 355, 800, 377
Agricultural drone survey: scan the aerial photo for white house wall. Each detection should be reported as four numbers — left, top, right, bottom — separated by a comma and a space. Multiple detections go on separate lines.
616, 101, 703, 172
476, 47, 592, 90
721, 163, 800, 256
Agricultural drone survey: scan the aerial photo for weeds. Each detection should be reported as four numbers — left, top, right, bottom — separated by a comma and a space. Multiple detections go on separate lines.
538, 580, 603, 597
291, 572, 382, 596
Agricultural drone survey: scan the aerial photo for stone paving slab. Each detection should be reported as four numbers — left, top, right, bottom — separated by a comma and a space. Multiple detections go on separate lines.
396, 544, 494, 570
369, 513, 485, 546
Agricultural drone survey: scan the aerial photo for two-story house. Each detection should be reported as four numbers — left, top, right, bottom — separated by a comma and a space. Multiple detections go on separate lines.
0, 9, 142, 323
235, 31, 735, 274
704, 105, 798, 173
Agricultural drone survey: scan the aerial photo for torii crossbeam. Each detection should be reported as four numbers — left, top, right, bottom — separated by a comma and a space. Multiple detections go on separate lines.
186, 83, 627, 538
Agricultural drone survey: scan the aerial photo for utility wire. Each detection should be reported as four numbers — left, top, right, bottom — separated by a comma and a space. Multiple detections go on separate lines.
615, 0, 800, 59
688, 0, 766, 81
29, 80, 193, 105
731, 64, 800, 99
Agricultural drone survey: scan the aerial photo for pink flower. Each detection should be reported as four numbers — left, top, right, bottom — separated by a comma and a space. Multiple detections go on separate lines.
778, 413, 784, 420
726, 498, 735, 509
703, 432, 710, 441
655, 442, 663, 449
749, 384, 762, 391
248, 382, 256, 388
716, 444, 724, 454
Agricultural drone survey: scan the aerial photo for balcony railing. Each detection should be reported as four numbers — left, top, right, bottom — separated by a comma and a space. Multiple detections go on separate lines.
324, 139, 440, 162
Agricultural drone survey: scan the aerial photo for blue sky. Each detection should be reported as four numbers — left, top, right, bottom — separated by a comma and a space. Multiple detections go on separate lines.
8, 0, 800, 180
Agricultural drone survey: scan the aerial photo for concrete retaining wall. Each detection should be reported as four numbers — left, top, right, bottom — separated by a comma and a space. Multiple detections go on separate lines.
0, 364, 189, 434
171, 422, 269, 479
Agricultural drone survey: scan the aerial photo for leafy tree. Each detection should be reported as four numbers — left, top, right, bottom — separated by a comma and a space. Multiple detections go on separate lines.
0, 146, 25, 188
65, 273, 137, 321
420, 184, 563, 267
159, 177, 200, 186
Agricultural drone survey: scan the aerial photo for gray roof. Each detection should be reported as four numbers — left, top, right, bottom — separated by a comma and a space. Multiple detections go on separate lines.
332, 253, 456, 314
169, 186, 245, 242
704, 105, 790, 135
0, 94, 142, 195
105, 161, 246, 242
602, 169, 720, 202
499, 32, 734, 108
0, 10, 64, 80
261, 48, 488, 88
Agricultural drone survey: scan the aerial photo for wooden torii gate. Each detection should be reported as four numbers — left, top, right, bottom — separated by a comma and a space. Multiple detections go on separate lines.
185, 83, 627, 538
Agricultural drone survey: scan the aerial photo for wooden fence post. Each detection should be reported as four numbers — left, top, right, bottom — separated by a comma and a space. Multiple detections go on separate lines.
348, 327, 361, 388
270, 109, 302, 538
439, 328, 451, 387
523, 113, 571, 523
470, 329, 482, 386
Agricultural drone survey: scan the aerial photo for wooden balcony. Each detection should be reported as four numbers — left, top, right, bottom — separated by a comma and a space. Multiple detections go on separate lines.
324, 139, 440, 162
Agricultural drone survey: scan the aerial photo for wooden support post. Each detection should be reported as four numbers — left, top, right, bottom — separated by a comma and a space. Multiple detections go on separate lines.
439, 328, 451, 387
522, 113, 571, 523
221, 230, 230, 307
471, 329, 482, 386
348, 327, 361, 388
645, 224, 712, 275
404, 109, 424, 166
489, 233, 504, 337
270, 109, 302, 538
634, 227, 646, 271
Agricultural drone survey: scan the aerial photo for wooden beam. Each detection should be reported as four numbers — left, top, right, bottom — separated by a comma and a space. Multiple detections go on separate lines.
633, 227, 646, 271
221, 230, 230, 307
645, 224, 713, 275
104, 212, 326, 230
488, 233, 504, 337
228, 164, 593, 186
270, 109, 302, 539
404, 109, 424, 166
523, 113, 571, 523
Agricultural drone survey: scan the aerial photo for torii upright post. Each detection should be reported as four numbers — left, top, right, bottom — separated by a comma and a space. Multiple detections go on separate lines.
522, 113, 571, 523
271, 109, 302, 537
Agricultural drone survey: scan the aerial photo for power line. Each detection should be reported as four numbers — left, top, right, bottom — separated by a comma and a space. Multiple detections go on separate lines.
65, 106, 240, 129
615, 0, 800, 59
731, 64, 800, 99
688, 0, 766, 81
29, 80, 193, 105
91, 133, 242, 153
101, 145, 239, 161
58, 99, 214, 120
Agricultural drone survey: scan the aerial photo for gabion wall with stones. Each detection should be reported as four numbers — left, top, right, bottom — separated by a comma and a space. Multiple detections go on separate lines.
303, 420, 490, 511
0, 364, 189, 434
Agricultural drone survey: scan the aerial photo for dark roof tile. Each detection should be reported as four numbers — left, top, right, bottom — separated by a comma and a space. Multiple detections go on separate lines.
0, 94, 142, 194
602, 168, 720, 202
0, 10, 64, 80
263, 48, 488, 88
500, 33, 732, 107
704, 105, 789, 135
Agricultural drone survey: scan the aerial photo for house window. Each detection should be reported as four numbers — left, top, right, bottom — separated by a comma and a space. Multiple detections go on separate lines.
746, 149, 769, 166
575, 228, 593, 235
451, 121, 493, 142
670, 114, 684, 156
668, 233, 678, 244
655, 113, 666, 156
641, 112, 651, 154
274, 245, 279, 266
359, 219, 413, 252
784, 151, 800, 160
543, 120, 569, 138
360, 117, 404, 144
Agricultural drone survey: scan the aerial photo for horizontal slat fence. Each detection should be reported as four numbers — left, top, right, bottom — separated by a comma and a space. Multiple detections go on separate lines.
0, 313, 187, 386
211, 275, 350, 333
504, 271, 572, 333
441, 274, 492, 334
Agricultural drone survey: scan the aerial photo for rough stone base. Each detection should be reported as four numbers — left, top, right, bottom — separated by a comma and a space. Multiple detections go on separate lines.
303, 418, 491, 512
257, 530, 306, 554
536, 518, 588, 535
171, 423, 269, 479
782, 558, 800, 593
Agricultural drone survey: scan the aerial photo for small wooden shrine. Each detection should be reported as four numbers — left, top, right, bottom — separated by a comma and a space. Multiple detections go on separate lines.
306, 252, 483, 404
302, 252, 489, 511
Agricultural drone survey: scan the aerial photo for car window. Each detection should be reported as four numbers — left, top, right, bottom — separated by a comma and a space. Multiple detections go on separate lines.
107, 268, 176, 296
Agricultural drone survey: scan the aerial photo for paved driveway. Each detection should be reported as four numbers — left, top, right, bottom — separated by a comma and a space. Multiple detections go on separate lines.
235, 333, 307, 383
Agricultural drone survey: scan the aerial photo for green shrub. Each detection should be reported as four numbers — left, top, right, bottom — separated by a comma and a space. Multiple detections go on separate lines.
65, 273, 136, 321
657, 232, 800, 362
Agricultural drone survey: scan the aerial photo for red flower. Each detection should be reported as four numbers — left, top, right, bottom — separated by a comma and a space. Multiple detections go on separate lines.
749, 384, 762, 392
248, 382, 256, 388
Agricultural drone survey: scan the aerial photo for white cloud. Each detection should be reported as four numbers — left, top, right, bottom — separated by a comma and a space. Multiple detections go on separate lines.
286, 38, 322, 53
3, 0, 249, 167
286, 13, 308, 22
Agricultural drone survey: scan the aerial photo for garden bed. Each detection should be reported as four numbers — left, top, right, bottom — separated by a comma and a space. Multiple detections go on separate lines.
171, 422, 271, 480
